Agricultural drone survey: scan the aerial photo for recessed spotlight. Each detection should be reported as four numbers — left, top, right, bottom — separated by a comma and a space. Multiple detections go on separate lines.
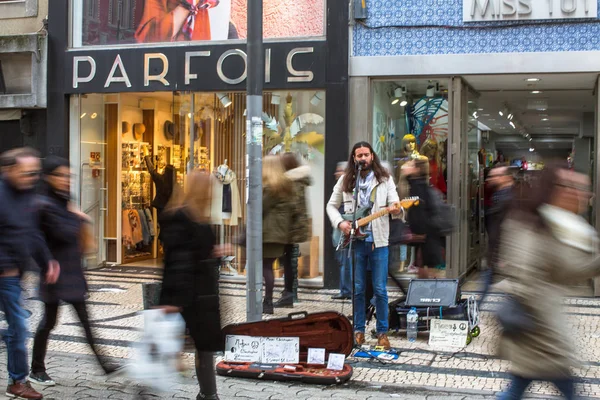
80, 113, 87, 119
509, 122, 516, 129
541, 118, 549, 121
400, 100, 408, 107
529, 148, 535, 152
531, 90, 542, 94
499, 111, 504, 116
478, 108, 484, 111
391, 98, 399, 105
526, 78, 541, 82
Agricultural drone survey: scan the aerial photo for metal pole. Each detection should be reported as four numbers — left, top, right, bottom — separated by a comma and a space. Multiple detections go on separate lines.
188, 93, 195, 174
246, 0, 264, 321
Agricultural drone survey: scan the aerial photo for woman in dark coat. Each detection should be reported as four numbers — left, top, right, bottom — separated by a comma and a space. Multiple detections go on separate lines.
401, 159, 443, 278
29, 156, 116, 387
158, 170, 225, 400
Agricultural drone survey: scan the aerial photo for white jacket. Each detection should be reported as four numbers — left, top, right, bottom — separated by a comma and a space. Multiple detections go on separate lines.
326, 174, 399, 248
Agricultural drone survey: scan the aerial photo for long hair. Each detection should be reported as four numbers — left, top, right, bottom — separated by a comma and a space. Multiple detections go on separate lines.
341, 141, 390, 193
263, 155, 293, 197
165, 170, 212, 223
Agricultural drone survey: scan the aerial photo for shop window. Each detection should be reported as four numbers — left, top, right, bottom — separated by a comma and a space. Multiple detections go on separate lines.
76, 90, 326, 281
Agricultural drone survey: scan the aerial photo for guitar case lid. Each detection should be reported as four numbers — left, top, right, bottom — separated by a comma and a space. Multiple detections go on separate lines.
216, 311, 354, 385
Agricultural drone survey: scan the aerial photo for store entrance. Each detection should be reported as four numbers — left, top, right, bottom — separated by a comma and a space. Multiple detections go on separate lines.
461, 73, 598, 296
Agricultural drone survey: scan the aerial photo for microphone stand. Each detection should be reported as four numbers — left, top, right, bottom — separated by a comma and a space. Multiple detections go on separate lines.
348, 162, 363, 342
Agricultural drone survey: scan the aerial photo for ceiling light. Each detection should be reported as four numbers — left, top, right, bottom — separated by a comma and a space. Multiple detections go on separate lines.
541, 118, 549, 121
478, 108, 484, 111
80, 113, 87, 119
90, 113, 97, 119
271, 94, 281, 105
472, 112, 478, 118
218, 93, 232, 108
310, 92, 323, 106
529, 148, 535, 152
498, 111, 504, 116
509, 122, 515, 129
400, 100, 408, 107
391, 98, 399, 105
526, 78, 541, 82
468, 100, 473, 104
187, 113, 192, 118
507, 114, 513, 120
529, 138, 532, 141
243, 109, 247, 116
531, 90, 542, 94
482, 113, 490, 116
488, 118, 496, 121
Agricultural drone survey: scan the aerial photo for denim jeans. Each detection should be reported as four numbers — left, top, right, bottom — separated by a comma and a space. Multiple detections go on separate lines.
353, 241, 389, 334
0, 277, 29, 384
336, 249, 352, 297
498, 375, 574, 400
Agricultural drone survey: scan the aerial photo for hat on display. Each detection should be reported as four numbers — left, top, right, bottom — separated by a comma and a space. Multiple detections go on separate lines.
164, 120, 178, 141
122, 121, 131, 135
133, 123, 146, 141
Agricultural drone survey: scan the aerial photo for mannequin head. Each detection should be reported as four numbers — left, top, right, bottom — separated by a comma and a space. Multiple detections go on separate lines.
420, 138, 438, 160
402, 134, 417, 153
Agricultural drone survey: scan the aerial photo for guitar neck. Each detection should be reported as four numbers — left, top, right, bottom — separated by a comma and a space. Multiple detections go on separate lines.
357, 208, 390, 228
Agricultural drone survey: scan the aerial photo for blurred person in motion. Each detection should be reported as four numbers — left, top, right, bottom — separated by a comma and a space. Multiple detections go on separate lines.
327, 142, 401, 350
401, 159, 443, 279
498, 163, 600, 400
29, 156, 119, 387
159, 170, 227, 400
479, 165, 514, 305
331, 162, 352, 300
274, 153, 312, 308
262, 155, 295, 314
0, 147, 59, 400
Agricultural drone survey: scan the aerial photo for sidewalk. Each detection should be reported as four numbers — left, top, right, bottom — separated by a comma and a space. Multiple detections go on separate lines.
1, 269, 599, 399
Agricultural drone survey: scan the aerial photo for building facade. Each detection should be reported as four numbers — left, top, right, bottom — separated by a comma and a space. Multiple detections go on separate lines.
350, 0, 600, 293
0, 0, 48, 153
46, 0, 348, 289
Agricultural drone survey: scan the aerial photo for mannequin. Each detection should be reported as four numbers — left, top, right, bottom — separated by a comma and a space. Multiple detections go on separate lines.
210, 159, 242, 226
420, 138, 446, 194
396, 134, 428, 273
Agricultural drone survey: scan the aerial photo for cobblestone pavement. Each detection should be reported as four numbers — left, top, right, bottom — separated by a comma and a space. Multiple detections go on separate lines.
0, 267, 598, 399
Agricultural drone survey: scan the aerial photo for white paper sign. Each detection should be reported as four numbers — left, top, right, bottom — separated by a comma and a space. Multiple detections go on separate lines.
261, 337, 300, 364
428, 319, 469, 348
307, 348, 326, 365
326, 353, 346, 371
224, 335, 262, 362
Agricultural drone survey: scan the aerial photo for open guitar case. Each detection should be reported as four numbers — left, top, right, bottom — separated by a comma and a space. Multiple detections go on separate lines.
216, 311, 354, 384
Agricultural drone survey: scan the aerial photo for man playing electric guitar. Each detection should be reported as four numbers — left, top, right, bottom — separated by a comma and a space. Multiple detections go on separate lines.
327, 142, 401, 350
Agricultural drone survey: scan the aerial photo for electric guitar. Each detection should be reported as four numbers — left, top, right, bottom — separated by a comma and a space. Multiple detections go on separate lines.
336, 197, 420, 249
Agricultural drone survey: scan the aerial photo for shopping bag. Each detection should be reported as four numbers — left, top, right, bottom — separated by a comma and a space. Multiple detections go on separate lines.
127, 309, 185, 392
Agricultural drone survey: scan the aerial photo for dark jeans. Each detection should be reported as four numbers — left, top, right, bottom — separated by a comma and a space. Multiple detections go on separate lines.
263, 258, 276, 302
498, 375, 574, 399
32, 301, 104, 373
353, 241, 389, 334
195, 351, 217, 397
280, 244, 299, 295
336, 249, 352, 297
0, 277, 28, 384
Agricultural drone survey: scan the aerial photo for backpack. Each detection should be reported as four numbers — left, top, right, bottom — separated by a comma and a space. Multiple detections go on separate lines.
428, 187, 456, 236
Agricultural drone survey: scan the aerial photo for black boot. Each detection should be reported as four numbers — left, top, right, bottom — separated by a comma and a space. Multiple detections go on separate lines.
274, 291, 294, 308
197, 394, 219, 400
196, 351, 218, 400
263, 299, 274, 314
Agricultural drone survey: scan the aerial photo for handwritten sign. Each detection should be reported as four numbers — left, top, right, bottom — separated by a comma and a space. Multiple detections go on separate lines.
307, 348, 326, 365
428, 319, 469, 348
261, 337, 300, 364
327, 353, 345, 371
224, 335, 262, 362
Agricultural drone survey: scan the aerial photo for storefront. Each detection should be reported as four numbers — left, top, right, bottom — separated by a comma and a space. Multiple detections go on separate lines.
46, 0, 349, 289
350, 0, 600, 293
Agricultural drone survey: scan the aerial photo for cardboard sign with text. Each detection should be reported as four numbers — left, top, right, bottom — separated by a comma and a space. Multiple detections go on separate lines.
428, 319, 469, 348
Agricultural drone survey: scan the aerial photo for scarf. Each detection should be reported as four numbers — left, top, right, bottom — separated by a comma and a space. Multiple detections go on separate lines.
538, 204, 598, 253
179, 0, 206, 40
357, 170, 375, 209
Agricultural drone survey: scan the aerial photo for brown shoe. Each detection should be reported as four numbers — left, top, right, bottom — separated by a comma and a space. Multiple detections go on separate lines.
377, 333, 391, 350
6, 381, 43, 399
354, 332, 365, 346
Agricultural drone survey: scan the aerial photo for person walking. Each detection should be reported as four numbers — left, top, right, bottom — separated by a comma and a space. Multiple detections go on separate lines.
28, 156, 118, 387
158, 170, 227, 400
0, 147, 59, 399
497, 164, 600, 400
327, 142, 401, 350
262, 155, 295, 315
480, 165, 514, 305
275, 153, 311, 308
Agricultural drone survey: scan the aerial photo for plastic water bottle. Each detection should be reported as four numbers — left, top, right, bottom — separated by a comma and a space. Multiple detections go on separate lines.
407, 307, 418, 342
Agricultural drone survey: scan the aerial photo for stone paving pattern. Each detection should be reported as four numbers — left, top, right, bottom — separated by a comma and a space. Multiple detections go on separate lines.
0, 268, 598, 399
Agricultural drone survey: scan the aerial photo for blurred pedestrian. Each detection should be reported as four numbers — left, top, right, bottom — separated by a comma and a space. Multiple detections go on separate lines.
29, 156, 119, 387
275, 153, 311, 308
0, 147, 59, 399
480, 165, 514, 305
262, 155, 295, 314
159, 170, 226, 400
497, 164, 600, 400
331, 162, 352, 300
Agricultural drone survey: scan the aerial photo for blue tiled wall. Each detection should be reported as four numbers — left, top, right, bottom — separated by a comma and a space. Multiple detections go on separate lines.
353, 0, 600, 56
